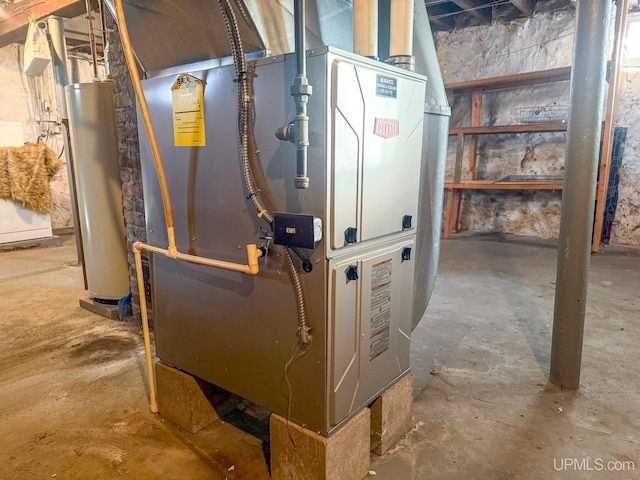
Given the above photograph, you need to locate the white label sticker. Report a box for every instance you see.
[370,259,392,361]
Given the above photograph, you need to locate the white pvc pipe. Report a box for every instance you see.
[389,0,414,57]
[134,241,263,413]
[353,0,378,58]
[134,244,158,413]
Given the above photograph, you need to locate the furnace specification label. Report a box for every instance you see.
[171,73,206,147]
[369,258,392,361]
[376,74,397,99]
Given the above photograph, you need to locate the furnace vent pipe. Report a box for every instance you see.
[387,0,415,71]
[47,16,84,266]
[353,0,378,59]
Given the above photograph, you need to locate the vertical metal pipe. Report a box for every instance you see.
[294,0,306,80]
[70,57,81,84]
[48,16,84,265]
[98,0,111,77]
[62,118,88,283]
[291,0,312,190]
[550,0,612,389]
[46,17,69,118]
[85,0,99,80]
[98,0,107,55]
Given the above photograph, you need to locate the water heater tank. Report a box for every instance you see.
[65,82,129,302]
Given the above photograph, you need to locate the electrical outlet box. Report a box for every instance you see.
[273,213,316,249]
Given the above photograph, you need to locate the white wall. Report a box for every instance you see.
[0,42,101,230]
[436,7,640,245]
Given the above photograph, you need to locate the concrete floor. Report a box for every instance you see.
[0,234,638,479]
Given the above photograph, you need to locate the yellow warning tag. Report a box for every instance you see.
[171,74,205,147]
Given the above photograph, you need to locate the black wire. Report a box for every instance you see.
[288,246,305,262]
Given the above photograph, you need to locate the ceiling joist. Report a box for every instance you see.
[425,1,457,30]
[429,14,456,30]
[426,0,551,31]
[450,0,492,23]
[509,0,536,16]
[0,0,86,47]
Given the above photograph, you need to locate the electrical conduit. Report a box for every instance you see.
[218,0,312,345]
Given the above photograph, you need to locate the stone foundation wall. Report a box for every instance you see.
[106,13,147,319]
[437,6,640,245]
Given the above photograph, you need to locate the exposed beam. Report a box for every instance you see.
[450,0,492,23]
[509,0,535,16]
[428,14,455,30]
[445,66,572,94]
[0,0,85,47]
[425,3,456,30]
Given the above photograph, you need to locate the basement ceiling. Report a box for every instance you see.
[425,0,574,31]
[0,0,576,49]
[0,0,91,47]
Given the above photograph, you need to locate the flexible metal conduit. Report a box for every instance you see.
[114,0,264,413]
[217,0,272,222]
[218,0,311,345]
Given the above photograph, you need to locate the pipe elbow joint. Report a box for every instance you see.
[275,122,296,143]
[246,244,263,275]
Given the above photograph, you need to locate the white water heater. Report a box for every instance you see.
[66,82,129,302]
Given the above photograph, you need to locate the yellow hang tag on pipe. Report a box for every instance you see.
[171,74,205,147]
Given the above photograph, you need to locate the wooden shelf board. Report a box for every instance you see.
[445,182,564,190]
[445,66,572,94]
[449,123,567,135]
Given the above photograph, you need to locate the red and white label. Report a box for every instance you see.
[373,118,400,139]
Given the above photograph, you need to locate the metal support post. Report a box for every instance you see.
[550,0,612,389]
